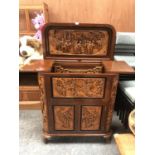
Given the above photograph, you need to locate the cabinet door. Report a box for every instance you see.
[81,106,102,130]
[53,106,74,130]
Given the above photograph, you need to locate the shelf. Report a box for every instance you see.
[19,101,41,110]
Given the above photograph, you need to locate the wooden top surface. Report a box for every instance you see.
[19,60,53,72]
[19,60,134,74]
[114,133,135,155]
[102,60,134,74]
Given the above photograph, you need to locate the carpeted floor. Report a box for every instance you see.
[19,110,128,155]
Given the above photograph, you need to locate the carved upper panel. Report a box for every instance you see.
[48,30,109,56]
[52,78,105,98]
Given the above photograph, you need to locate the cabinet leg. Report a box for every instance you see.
[43,137,49,144]
[103,132,112,143]
[103,136,111,143]
[43,133,52,144]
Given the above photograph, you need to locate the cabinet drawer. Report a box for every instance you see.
[19,86,40,101]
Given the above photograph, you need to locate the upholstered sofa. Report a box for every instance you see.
[114,32,135,69]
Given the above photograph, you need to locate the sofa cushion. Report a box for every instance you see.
[114,55,135,67]
[116,32,135,45]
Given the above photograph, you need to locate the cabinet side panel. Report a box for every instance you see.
[38,75,49,132]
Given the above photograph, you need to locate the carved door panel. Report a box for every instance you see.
[53,106,74,130]
[81,106,102,130]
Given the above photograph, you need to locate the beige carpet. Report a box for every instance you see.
[19,110,128,155]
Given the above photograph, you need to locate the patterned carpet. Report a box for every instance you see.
[19,110,128,155]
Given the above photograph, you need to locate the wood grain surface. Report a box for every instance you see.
[20,0,135,32]
[20,60,134,74]
[114,133,135,155]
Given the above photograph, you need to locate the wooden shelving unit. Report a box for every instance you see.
[19,71,41,109]
[19,3,49,36]
[19,3,49,109]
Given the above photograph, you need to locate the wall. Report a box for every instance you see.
[20,0,135,32]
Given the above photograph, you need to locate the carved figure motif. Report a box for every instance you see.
[53,78,105,98]
[54,106,74,130]
[57,107,73,128]
[82,108,98,128]
[81,106,102,130]
[49,30,109,55]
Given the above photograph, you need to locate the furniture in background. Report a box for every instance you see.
[19,3,49,109]
[114,32,135,128]
[34,23,134,143]
[19,3,49,36]
[115,81,135,128]
[114,133,135,155]
[19,71,40,109]
[114,32,135,81]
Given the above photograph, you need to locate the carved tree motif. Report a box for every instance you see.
[38,75,48,132]
[54,106,74,130]
[53,78,105,98]
[105,75,119,132]
[81,106,102,130]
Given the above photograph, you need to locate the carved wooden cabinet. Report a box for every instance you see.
[37,23,131,143]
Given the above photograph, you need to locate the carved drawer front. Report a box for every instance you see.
[81,106,102,130]
[54,106,74,130]
[52,78,105,98]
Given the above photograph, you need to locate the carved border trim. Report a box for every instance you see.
[38,75,49,132]
[54,65,103,73]
[105,75,118,132]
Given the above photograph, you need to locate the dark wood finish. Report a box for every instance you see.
[39,72,118,142]
[19,24,134,143]
[34,22,121,142]
[42,23,116,60]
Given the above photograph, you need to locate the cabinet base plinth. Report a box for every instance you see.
[43,130,112,143]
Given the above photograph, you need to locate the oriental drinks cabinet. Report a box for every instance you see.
[36,23,129,143]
